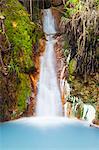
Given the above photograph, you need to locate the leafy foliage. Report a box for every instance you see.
[63,0,80,18]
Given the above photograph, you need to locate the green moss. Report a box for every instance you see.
[0,0,42,121]
[2,0,36,73]
[17,74,31,113]
[1,0,35,114]
[63,40,70,57]
[70,75,98,108]
[69,59,77,75]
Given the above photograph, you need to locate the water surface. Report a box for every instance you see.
[0,117,99,150]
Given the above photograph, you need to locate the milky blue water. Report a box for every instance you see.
[0,117,99,150]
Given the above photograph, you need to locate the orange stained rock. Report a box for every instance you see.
[92,119,99,126]
[30,38,46,95]
[61,94,65,105]
[66,102,72,118]
[33,38,46,76]
[52,7,61,31]
[34,55,40,72]
[29,74,38,94]
[54,37,66,106]
[30,74,37,85]
[39,38,46,54]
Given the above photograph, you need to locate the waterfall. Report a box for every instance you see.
[36,9,62,116]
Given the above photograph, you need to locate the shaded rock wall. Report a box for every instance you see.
[51,0,63,6]
[19,0,51,9]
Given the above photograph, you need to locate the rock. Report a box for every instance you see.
[74,103,84,119]
[92,119,99,126]
[52,4,64,32]
[94,104,99,125]
[26,96,36,116]
[64,98,96,123]
[38,0,51,9]
[52,7,70,107]
[19,0,51,9]
[64,102,72,117]
[51,0,63,6]
[39,38,46,55]
[54,35,65,81]
[82,104,96,123]
[90,122,99,128]
[60,78,71,105]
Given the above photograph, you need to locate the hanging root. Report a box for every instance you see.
[61,0,99,78]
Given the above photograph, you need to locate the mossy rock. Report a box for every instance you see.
[2,0,35,73]
[0,0,41,121]
[1,0,42,74]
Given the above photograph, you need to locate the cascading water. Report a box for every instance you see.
[36,9,62,116]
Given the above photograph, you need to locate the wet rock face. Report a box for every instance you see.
[19,0,64,8]
[51,1,64,32]
[51,0,63,6]
[52,7,62,31]
[19,0,51,9]
[54,36,65,81]
[38,0,51,9]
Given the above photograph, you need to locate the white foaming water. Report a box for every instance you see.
[82,104,96,123]
[36,9,62,116]
[43,9,56,35]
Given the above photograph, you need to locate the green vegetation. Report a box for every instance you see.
[62,0,99,121]
[69,59,77,75]
[62,0,98,77]
[17,74,31,113]
[63,0,80,18]
[3,0,36,73]
[0,0,42,121]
